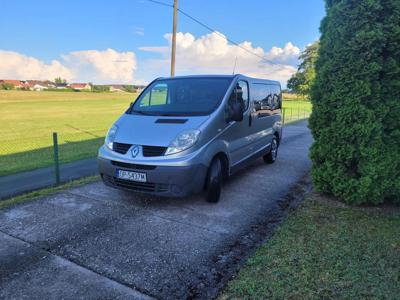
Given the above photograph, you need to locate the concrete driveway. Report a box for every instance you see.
[0,120,312,299]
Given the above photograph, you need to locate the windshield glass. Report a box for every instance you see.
[129,77,232,116]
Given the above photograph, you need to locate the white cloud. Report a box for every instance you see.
[138,46,168,54]
[139,32,300,86]
[62,49,137,84]
[134,27,145,36]
[0,34,300,86]
[0,50,73,81]
[0,49,137,84]
[265,42,300,65]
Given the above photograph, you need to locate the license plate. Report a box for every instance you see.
[116,169,147,182]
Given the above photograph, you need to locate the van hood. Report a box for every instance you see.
[114,113,210,146]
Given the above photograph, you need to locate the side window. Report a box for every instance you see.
[276,85,282,109]
[237,80,249,110]
[266,86,273,110]
[252,84,263,112]
[252,83,279,114]
[140,83,168,107]
[228,80,249,113]
[258,84,271,111]
[269,85,281,110]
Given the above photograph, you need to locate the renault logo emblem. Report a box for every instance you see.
[131,145,140,158]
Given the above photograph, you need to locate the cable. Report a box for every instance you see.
[145,0,173,8]
[143,0,274,63]
[177,8,273,63]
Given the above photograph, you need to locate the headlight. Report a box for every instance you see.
[165,129,201,155]
[105,124,118,150]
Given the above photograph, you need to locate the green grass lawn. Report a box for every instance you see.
[222,194,400,299]
[0,90,311,176]
[0,90,135,175]
[282,94,312,123]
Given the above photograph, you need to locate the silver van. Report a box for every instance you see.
[98,74,282,202]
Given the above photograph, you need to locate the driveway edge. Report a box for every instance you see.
[189,173,312,298]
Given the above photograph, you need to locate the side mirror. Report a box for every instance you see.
[227,100,244,122]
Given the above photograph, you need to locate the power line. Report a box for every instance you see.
[143,0,274,64]
[145,0,172,8]
[177,9,273,63]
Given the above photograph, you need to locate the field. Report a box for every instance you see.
[0,90,311,176]
[0,90,135,176]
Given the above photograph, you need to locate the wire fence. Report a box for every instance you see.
[0,107,311,184]
[282,107,311,124]
[0,128,107,178]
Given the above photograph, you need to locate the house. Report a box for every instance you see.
[68,83,91,90]
[0,79,25,89]
[56,83,68,89]
[25,80,55,91]
[34,84,48,91]
[109,85,125,92]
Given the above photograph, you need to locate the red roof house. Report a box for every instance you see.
[68,83,91,90]
[0,79,25,88]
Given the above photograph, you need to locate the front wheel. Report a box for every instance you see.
[263,136,279,164]
[205,158,222,203]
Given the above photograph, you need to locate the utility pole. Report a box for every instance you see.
[170,0,178,77]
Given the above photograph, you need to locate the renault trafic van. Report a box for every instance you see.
[98,74,282,202]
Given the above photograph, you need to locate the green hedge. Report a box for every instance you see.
[309,0,400,204]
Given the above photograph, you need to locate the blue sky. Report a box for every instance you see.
[0,0,325,85]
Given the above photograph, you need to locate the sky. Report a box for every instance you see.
[0,0,325,86]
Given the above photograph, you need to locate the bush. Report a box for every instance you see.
[91,85,110,92]
[309,0,400,205]
[44,88,76,92]
[0,83,15,90]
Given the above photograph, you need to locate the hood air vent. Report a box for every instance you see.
[155,118,188,124]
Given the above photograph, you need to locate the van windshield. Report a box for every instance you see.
[129,77,232,116]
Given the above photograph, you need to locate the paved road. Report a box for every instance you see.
[0,120,312,299]
[0,158,98,200]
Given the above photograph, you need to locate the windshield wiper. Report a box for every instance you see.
[130,110,156,116]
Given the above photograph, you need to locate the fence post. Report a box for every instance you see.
[282,108,286,124]
[53,132,60,185]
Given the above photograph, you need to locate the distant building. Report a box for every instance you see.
[33,84,48,91]
[109,85,125,92]
[0,79,25,89]
[25,80,55,91]
[55,83,68,89]
[68,83,91,90]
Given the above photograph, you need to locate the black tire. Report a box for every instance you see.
[264,136,279,164]
[205,158,222,203]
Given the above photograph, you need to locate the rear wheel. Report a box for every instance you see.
[263,136,279,164]
[205,158,222,203]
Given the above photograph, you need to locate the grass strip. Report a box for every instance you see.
[221,194,400,299]
[0,175,100,210]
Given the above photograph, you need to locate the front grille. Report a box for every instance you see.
[113,178,169,193]
[111,160,156,170]
[112,143,166,157]
[142,145,167,157]
[113,142,132,154]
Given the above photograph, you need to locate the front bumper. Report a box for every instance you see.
[98,156,208,197]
